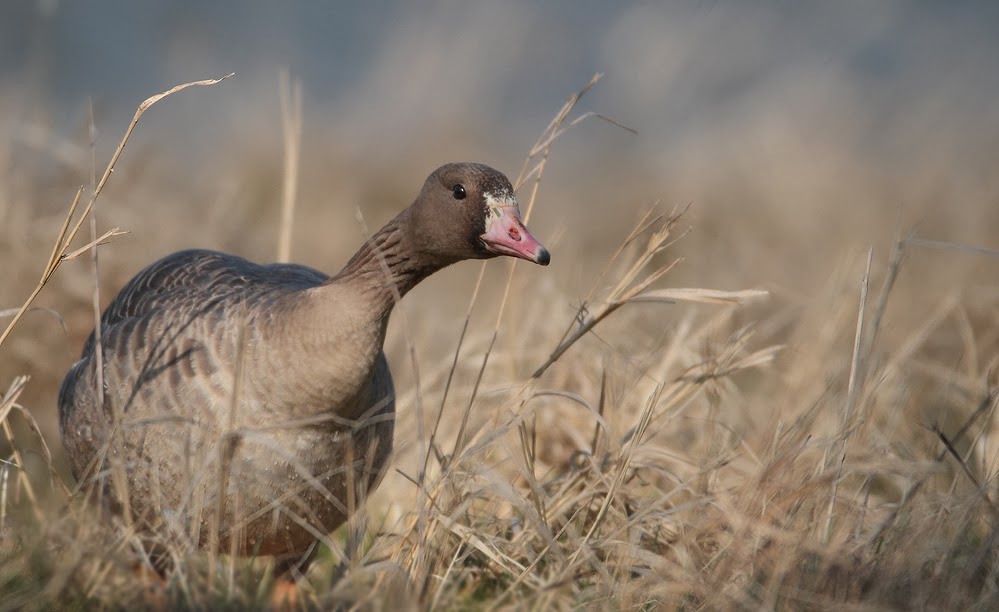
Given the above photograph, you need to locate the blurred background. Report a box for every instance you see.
[2,0,999,480]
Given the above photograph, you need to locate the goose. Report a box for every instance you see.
[58,162,550,577]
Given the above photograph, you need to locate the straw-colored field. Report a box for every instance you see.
[3,5,999,610]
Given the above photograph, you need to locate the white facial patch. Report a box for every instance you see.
[483,191,519,233]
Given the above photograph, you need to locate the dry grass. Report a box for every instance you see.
[2,71,999,612]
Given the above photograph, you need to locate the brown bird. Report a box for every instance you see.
[58,162,550,578]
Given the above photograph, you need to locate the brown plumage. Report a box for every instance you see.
[58,162,549,571]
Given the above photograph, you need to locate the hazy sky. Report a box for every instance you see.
[4,2,998,149]
[3,1,999,257]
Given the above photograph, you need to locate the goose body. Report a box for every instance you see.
[58,162,549,568]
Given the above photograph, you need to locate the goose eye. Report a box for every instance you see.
[452,184,467,200]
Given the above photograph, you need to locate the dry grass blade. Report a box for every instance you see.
[447,74,616,461]
[45,186,84,274]
[61,228,129,261]
[728,344,784,371]
[532,208,768,380]
[277,68,303,263]
[0,187,82,349]
[823,247,872,544]
[862,232,907,359]
[934,425,998,516]
[64,73,235,258]
[0,376,29,437]
[567,383,664,570]
[4,402,69,498]
[0,307,67,334]
[515,72,604,185]
[443,521,532,579]
[631,287,770,305]
[424,263,487,475]
[904,236,999,259]
[0,376,41,520]
[0,74,232,350]
[532,212,679,378]
[86,100,105,462]
[846,247,874,413]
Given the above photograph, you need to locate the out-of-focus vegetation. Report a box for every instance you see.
[3,2,999,609]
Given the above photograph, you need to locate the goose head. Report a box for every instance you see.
[406,162,550,267]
